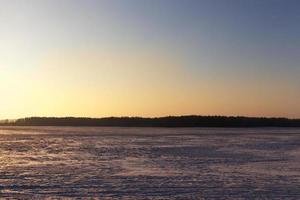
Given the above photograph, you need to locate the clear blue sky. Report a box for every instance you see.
[0,0,299,118]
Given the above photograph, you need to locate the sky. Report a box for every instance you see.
[0,0,299,119]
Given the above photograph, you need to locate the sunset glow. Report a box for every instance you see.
[1,0,299,119]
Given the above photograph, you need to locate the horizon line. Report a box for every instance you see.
[1,115,300,121]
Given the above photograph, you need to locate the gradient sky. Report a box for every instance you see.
[1,0,300,119]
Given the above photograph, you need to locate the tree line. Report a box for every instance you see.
[1,116,300,127]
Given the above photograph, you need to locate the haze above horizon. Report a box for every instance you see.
[1,0,299,119]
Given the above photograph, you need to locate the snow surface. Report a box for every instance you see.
[0,127,300,199]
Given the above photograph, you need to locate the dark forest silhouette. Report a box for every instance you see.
[1,116,300,127]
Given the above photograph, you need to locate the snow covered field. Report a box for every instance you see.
[0,127,300,199]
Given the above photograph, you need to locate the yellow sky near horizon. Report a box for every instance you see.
[1,46,299,119]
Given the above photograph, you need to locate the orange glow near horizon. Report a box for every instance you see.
[1,46,299,119]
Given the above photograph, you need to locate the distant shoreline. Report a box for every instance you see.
[1,116,300,127]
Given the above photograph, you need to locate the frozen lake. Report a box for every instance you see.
[0,126,300,199]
